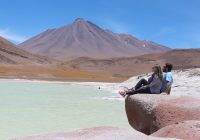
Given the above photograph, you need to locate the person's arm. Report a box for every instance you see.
[165,81,171,94]
[147,73,155,84]
[164,73,173,95]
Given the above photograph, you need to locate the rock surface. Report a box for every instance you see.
[10,126,178,140]
[151,121,200,140]
[125,94,200,135]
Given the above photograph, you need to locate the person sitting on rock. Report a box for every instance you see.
[161,63,173,95]
[119,64,163,97]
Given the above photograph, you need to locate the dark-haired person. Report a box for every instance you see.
[119,64,163,97]
[161,63,174,95]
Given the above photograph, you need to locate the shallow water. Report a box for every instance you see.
[0,80,129,140]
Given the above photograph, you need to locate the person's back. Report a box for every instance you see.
[161,63,174,94]
[149,74,162,94]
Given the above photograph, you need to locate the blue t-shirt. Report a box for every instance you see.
[161,72,173,92]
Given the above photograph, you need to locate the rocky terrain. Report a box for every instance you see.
[20,18,169,60]
[125,95,200,140]
[152,121,200,140]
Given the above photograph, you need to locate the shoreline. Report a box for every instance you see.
[0,65,127,83]
[0,78,117,85]
[0,78,118,93]
[0,78,125,101]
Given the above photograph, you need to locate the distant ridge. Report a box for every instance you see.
[68,49,200,77]
[20,18,170,60]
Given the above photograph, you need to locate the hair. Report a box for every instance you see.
[153,64,163,81]
[165,63,173,72]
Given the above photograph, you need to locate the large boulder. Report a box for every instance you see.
[151,121,200,140]
[10,126,177,140]
[125,94,200,135]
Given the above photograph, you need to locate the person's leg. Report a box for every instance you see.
[135,86,151,94]
[135,78,148,90]
[126,86,151,95]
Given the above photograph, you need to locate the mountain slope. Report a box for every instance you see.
[0,36,51,65]
[20,18,170,60]
[0,36,124,82]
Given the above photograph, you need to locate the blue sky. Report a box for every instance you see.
[0,0,200,48]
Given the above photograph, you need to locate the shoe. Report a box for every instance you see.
[119,91,126,98]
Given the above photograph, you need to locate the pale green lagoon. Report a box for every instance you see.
[0,80,129,140]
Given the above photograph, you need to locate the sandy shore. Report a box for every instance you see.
[0,65,127,83]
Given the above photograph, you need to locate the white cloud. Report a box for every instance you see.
[153,27,176,38]
[106,21,129,33]
[192,32,200,43]
[100,19,132,34]
[0,28,28,43]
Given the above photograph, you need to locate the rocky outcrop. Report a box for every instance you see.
[151,121,200,140]
[10,126,178,140]
[125,94,200,135]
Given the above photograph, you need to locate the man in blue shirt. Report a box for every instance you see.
[161,63,173,94]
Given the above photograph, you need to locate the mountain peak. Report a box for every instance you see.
[20,19,170,60]
[74,18,87,23]
[72,18,89,27]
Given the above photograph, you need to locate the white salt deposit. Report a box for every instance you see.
[99,68,200,98]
